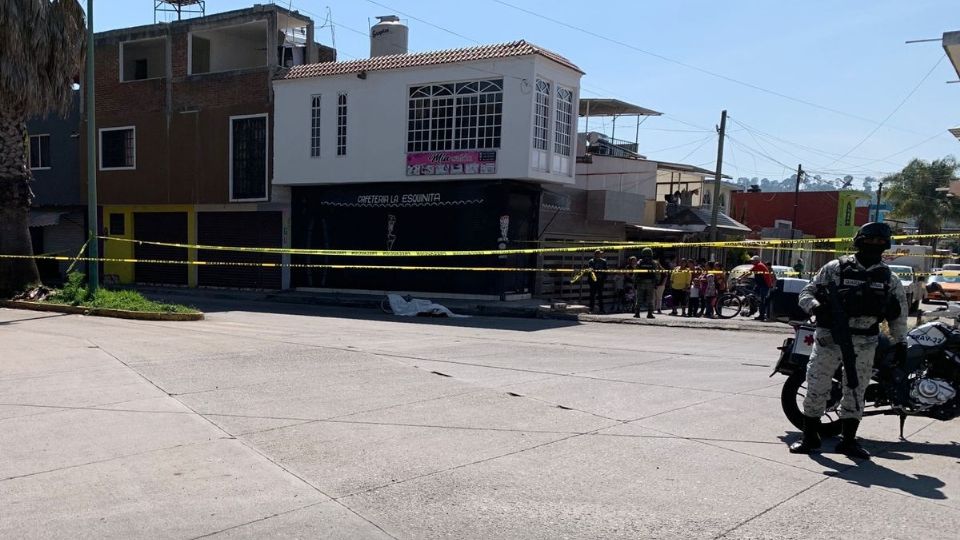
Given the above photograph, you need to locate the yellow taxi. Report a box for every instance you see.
[926,271,960,302]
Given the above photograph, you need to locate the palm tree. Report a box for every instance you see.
[0,0,86,296]
[883,157,960,249]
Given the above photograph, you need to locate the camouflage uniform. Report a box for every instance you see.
[633,259,662,316]
[798,255,908,420]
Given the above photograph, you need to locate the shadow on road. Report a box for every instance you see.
[779,431,951,499]
[0,312,69,325]
[811,451,948,500]
[140,291,583,333]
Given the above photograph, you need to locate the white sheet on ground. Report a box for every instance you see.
[387,294,470,318]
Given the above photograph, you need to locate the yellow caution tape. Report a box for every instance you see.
[93,232,960,258]
[2,253,951,280]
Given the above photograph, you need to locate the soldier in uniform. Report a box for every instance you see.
[586,249,608,314]
[790,222,908,459]
[634,248,663,319]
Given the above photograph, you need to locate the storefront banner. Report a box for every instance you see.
[406,150,497,176]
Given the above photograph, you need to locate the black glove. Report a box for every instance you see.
[811,300,829,321]
[893,342,907,367]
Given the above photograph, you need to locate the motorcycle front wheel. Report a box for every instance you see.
[780,369,843,437]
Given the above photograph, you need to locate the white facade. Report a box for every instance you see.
[575,155,657,198]
[273,55,582,186]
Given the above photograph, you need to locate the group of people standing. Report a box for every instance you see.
[665,259,729,319]
[585,250,778,321]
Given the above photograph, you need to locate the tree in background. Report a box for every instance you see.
[0,1,86,296]
[883,157,960,249]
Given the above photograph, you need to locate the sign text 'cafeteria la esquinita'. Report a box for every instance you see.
[356,193,442,205]
[406,150,497,176]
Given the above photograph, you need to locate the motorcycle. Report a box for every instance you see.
[772,302,960,438]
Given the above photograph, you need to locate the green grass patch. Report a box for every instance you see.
[47,272,199,314]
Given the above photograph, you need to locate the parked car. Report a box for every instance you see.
[926,271,960,302]
[887,264,922,312]
[942,264,960,272]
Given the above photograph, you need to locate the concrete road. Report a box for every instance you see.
[1,299,958,539]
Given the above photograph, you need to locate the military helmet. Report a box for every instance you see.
[853,222,892,250]
[641,247,653,257]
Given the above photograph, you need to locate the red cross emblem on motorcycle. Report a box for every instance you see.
[804,334,815,346]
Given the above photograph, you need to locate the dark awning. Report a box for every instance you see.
[659,206,751,233]
[28,210,65,228]
[579,98,662,117]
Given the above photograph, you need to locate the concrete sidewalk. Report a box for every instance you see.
[2,304,956,539]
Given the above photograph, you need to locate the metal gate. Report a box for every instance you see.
[134,212,189,285]
[197,211,282,289]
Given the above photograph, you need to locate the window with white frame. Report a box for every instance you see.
[554,86,574,156]
[336,93,347,156]
[29,134,51,170]
[99,127,136,170]
[407,79,503,152]
[533,79,551,151]
[310,95,321,157]
[230,115,268,201]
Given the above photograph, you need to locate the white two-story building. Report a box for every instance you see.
[273,39,584,297]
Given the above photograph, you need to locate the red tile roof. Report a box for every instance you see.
[279,40,583,80]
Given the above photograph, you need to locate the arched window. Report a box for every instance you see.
[703,191,711,206]
[845,202,853,226]
[719,193,726,209]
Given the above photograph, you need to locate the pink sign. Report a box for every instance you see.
[406,150,497,176]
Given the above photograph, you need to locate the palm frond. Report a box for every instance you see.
[0,0,86,117]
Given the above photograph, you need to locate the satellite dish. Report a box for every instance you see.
[587,132,601,145]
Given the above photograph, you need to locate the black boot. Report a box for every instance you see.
[789,415,822,454]
[835,419,870,460]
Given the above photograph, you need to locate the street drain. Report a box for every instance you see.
[430,371,452,377]
[506,392,524,397]
[556,405,573,410]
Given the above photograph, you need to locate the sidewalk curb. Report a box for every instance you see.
[1,300,204,321]
[568,313,793,333]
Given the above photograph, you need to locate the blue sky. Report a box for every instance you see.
[90,0,959,184]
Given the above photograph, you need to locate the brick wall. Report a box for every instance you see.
[91,28,272,206]
[172,71,271,111]
[94,43,166,115]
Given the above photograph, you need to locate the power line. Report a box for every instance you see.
[729,118,912,176]
[291,1,532,85]
[726,135,794,170]
[729,117,903,168]
[860,131,956,166]
[356,0,721,135]
[677,135,716,162]
[729,135,895,179]
[644,134,714,155]
[299,0,951,176]
[822,56,945,169]
[725,135,741,179]
[364,0,481,44]
[489,0,931,136]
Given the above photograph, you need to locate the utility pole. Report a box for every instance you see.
[86,0,99,291]
[792,164,803,238]
[875,181,884,222]
[708,110,727,249]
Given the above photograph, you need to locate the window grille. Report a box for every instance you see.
[407,79,503,152]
